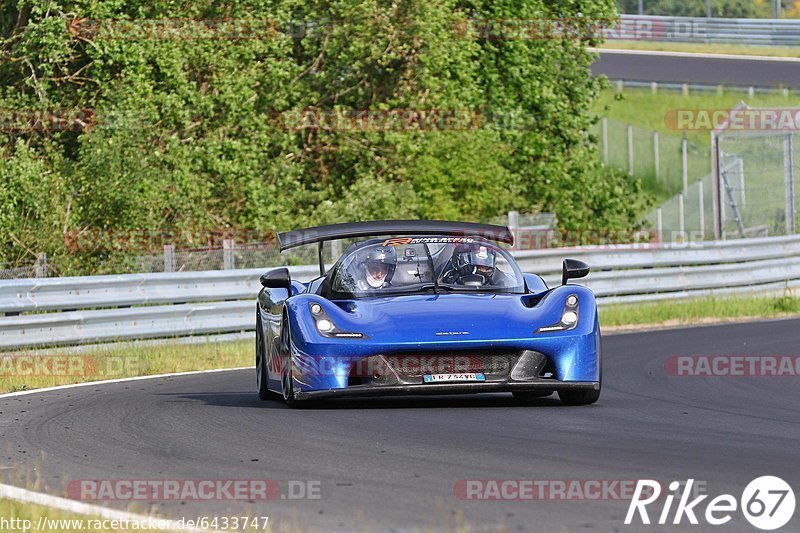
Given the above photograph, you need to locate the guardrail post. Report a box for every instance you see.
[627,124,634,176]
[785,133,796,234]
[164,245,176,272]
[223,237,236,270]
[653,131,660,182]
[34,253,47,278]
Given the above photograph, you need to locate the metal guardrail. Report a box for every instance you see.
[611,15,800,45]
[2,235,799,349]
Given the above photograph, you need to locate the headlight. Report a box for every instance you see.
[561,311,578,325]
[308,303,367,339]
[535,294,580,333]
[316,319,334,333]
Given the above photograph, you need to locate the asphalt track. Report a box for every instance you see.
[593,50,800,88]
[2,319,799,532]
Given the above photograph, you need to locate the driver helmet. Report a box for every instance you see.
[362,246,397,288]
[453,243,496,279]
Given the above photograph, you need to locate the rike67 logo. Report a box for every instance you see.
[626,477,795,530]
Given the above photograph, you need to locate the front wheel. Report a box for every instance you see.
[279,322,304,408]
[256,313,273,401]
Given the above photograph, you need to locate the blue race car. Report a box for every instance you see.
[256,220,600,407]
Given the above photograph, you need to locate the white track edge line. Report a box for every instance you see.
[0,366,251,399]
[0,482,219,532]
[591,47,800,62]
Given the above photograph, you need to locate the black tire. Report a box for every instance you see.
[279,321,303,408]
[558,388,601,406]
[512,390,553,399]
[256,312,273,401]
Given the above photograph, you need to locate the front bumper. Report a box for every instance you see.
[294,380,599,400]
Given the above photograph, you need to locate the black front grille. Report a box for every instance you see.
[380,351,521,379]
[347,350,551,387]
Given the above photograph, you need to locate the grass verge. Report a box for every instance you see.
[0,338,251,394]
[593,87,795,142]
[599,41,800,58]
[601,293,800,330]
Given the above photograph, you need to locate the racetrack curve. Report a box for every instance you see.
[2,319,799,532]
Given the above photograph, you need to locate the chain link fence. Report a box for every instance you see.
[716,131,799,239]
[593,117,711,198]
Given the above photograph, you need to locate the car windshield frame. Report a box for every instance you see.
[323,236,526,299]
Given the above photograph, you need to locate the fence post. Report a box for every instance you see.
[602,117,608,165]
[653,131,660,182]
[739,160,746,208]
[785,133,796,234]
[682,132,688,193]
[223,237,236,270]
[711,131,722,240]
[627,124,634,176]
[699,181,705,240]
[657,207,663,242]
[331,239,342,260]
[508,211,519,249]
[34,253,47,278]
[163,245,176,273]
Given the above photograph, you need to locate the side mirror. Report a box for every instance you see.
[260,268,292,291]
[562,259,590,285]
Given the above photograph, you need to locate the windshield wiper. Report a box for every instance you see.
[419,283,457,293]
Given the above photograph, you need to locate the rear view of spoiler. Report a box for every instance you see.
[277,220,514,251]
[277,220,514,275]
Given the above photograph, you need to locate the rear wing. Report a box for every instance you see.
[277,220,514,275]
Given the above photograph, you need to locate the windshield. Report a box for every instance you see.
[326,237,525,298]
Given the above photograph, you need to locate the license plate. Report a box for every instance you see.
[423,373,486,383]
